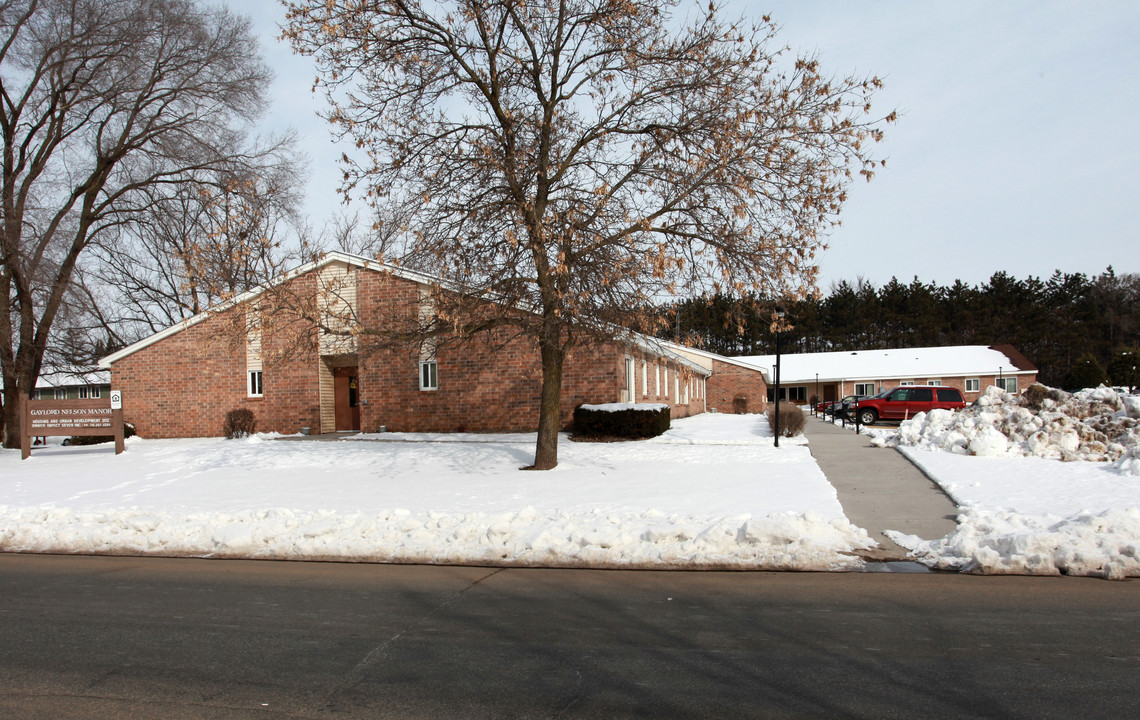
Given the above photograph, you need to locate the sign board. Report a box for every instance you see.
[110,390,122,410]
[19,394,124,460]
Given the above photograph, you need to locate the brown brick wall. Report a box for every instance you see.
[706,358,768,415]
[111,281,323,439]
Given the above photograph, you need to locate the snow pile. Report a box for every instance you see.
[0,505,871,571]
[890,436,1140,579]
[578,402,670,413]
[890,507,1140,580]
[0,415,874,571]
[873,384,1140,473]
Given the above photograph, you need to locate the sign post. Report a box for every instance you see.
[20,393,124,460]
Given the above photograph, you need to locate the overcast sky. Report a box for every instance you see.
[240,0,1139,291]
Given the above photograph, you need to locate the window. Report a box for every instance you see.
[996,376,1018,393]
[855,382,875,396]
[248,370,263,397]
[788,386,807,402]
[641,360,648,397]
[90,386,101,398]
[654,364,661,396]
[629,357,638,403]
[78,386,90,399]
[899,380,915,386]
[926,380,943,386]
[965,378,980,392]
[54,388,68,400]
[36,389,50,400]
[937,388,964,402]
[910,388,934,402]
[420,360,438,390]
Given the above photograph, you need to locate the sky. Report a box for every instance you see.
[239,0,1139,291]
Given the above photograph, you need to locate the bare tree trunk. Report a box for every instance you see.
[531,339,565,470]
[1,384,17,448]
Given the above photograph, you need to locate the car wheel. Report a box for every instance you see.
[858,408,877,426]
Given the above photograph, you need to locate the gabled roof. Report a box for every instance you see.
[736,345,1037,384]
[658,341,769,381]
[98,252,432,368]
[98,251,710,375]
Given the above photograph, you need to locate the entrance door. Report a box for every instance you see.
[333,368,361,431]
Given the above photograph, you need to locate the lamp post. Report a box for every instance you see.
[774,306,785,447]
[814,372,819,417]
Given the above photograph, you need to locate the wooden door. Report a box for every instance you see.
[333,368,361,431]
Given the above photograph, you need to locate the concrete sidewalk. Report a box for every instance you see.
[802,416,959,561]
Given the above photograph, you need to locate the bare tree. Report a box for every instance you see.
[87,149,308,343]
[1,0,278,446]
[285,0,892,469]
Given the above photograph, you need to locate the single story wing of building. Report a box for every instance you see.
[97,252,713,438]
[736,345,1038,404]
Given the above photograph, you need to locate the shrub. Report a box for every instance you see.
[573,403,670,440]
[224,408,257,439]
[767,402,806,438]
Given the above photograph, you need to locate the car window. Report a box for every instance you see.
[888,389,908,401]
[911,388,934,402]
[937,388,963,402]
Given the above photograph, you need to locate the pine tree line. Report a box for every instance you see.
[663,268,1140,391]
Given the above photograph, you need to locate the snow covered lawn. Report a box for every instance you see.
[0,414,874,570]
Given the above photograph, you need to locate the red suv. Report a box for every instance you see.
[854,385,965,425]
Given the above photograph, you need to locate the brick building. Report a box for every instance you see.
[663,344,770,415]
[98,253,711,438]
[737,345,1038,405]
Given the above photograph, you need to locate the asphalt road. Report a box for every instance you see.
[1,554,1138,719]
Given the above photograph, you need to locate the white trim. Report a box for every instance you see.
[248,370,264,397]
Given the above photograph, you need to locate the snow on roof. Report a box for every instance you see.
[34,368,110,389]
[735,345,1036,384]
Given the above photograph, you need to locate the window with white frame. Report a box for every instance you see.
[78,386,90,399]
[655,364,661,396]
[624,357,634,403]
[965,378,980,392]
[854,382,875,396]
[899,380,915,386]
[996,376,1018,393]
[926,379,943,386]
[641,360,647,397]
[91,386,101,398]
[248,370,263,397]
[419,360,438,390]
[54,387,67,400]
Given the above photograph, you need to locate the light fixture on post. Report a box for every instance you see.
[774,306,786,448]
